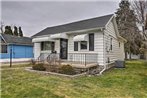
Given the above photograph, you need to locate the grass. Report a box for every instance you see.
[1,60,147,98]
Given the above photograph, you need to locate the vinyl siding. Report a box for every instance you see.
[0,44,33,59]
[104,19,125,65]
[68,32,104,65]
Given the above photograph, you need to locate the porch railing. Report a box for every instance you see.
[68,53,98,66]
[38,53,98,66]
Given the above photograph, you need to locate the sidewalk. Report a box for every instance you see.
[1,61,31,66]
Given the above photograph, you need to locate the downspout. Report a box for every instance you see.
[99,28,106,75]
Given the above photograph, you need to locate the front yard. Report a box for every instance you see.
[1,60,147,98]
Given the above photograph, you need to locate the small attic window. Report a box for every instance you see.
[110,38,113,50]
[119,42,120,48]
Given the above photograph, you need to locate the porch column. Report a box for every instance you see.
[34,43,41,59]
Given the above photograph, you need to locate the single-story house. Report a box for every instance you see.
[0,34,33,63]
[32,14,126,71]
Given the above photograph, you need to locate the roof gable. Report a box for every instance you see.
[32,14,113,37]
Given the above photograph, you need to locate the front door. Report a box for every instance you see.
[60,38,68,59]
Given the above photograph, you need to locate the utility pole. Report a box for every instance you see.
[10,46,12,67]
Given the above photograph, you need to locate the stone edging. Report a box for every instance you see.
[25,67,87,78]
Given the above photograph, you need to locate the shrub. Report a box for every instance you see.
[30,59,36,65]
[32,63,46,71]
[59,64,76,75]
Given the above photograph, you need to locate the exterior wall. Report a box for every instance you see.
[104,19,125,65]
[0,44,33,59]
[68,32,104,65]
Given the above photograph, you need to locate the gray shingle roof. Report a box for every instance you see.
[32,14,113,37]
[1,34,33,46]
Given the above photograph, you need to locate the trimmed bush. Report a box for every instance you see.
[59,64,76,75]
[32,63,46,71]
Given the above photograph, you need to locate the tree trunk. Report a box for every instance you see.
[129,52,131,59]
[129,42,131,60]
[125,52,128,59]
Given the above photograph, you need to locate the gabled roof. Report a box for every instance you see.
[32,14,113,37]
[0,33,33,46]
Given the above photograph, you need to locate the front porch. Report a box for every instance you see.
[37,53,99,69]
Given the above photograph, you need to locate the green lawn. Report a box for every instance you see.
[1,60,147,98]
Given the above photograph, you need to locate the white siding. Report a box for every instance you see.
[104,19,125,65]
[54,40,60,53]
[68,32,104,65]
[34,43,41,59]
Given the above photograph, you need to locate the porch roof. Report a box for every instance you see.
[32,36,55,42]
[50,33,68,39]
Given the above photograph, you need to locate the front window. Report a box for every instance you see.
[41,41,54,51]
[0,45,7,53]
[80,41,87,49]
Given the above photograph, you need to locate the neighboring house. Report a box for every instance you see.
[32,14,126,70]
[0,34,33,63]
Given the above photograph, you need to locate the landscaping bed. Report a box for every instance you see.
[26,63,87,78]
[25,67,86,78]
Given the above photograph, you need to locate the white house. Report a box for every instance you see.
[32,14,126,71]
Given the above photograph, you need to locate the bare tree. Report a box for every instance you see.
[131,0,147,39]
[0,22,4,33]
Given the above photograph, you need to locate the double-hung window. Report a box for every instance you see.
[0,45,7,53]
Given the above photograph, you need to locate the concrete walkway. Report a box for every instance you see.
[1,62,30,66]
